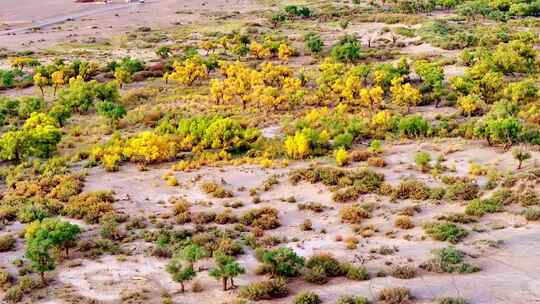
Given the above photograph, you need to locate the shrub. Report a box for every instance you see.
[293,291,321,304]
[331,36,362,62]
[336,147,350,167]
[300,219,313,231]
[392,179,430,200]
[339,205,370,224]
[306,253,343,277]
[303,265,328,284]
[394,216,414,229]
[260,247,305,277]
[378,287,411,304]
[343,263,369,281]
[238,278,288,300]
[423,222,468,243]
[201,181,234,198]
[241,207,280,230]
[414,151,431,171]
[305,32,324,55]
[438,297,468,304]
[337,295,369,304]
[420,247,479,274]
[443,178,479,201]
[523,208,540,221]
[518,189,539,206]
[398,115,430,137]
[0,234,16,252]
[465,199,503,217]
[390,265,416,279]
[63,191,115,223]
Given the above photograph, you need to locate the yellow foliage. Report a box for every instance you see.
[250,41,272,59]
[284,132,310,159]
[335,147,350,167]
[169,57,209,85]
[123,131,177,164]
[390,77,421,112]
[277,43,294,61]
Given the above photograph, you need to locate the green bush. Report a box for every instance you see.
[293,291,321,304]
[259,247,305,277]
[336,295,369,304]
[523,208,540,221]
[343,263,369,281]
[303,265,328,284]
[423,222,468,243]
[392,179,430,200]
[398,115,431,138]
[420,247,480,274]
[306,253,343,277]
[465,199,503,216]
[240,207,280,230]
[331,35,362,62]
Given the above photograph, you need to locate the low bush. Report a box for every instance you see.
[423,222,468,243]
[342,263,369,281]
[339,205,370,224]
[390,265,417,279]
[240,207,280,230]
[378,287,411,304]
[0,234,16,252]
[465,199,503,217]
[238,278,288,300]
[293,291,322,304]
[336,295,369,304]
[438,297,468,304]
[523,208,540,221]
[303,265,328,284]
[306,253,343,277]
[394,216,414,229]
[63,191,115,223]
[420,247,479,274]
[392,179,430,200]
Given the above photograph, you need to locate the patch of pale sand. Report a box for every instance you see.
[400,43,459,58]
[444,65,467,78]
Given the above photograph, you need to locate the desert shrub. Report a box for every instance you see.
[438,297,468,304]
[289,167,383,192]
[490,188,513,205]
[392,179,430,200]
[191,211,216,224]
[0,234,15,252]
[350,149,372,162]
[367,156,386,167]
[331,35,362,62]
[171,197,190,215]
[378,287,411,304]
[339,205,370,224]
[306,253,343,277]
[443,178,479,201]
[201,180,234,198]
[240,207,280,230]
[300,219,313,231]
[518,189,539,206]
[63,191,114,223]
[523,208,540,221]
[293,291,321,304]
[394,216,414,229]
[305,32,324,55]
[303,265,328,284]
[238,278,288,300]
[215,209,238,224]
[259,247,305,277]
[297,202,326,213]
[336,295,369,304]
[465,199,503,216]
[398,115,431,137]
[336,147,350,167]
[423,222,468,243]
[420,247,479,274]
[436,213,477,224]
[342,263,369,281]
[390,265,417,279]
[414,151,431,171]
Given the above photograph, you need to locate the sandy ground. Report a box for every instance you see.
[0,0,256,51]
[46,137,537,304]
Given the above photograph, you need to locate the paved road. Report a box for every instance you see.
[0,2,142,36]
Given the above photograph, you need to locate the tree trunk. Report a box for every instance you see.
[222,277,228,291]
[518,160,523,170]
[65,246,69,258]
[40,272,46,285]
[230,277,237,288]
[180,282,185,293]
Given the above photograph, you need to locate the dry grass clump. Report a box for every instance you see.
[240,207,280,230]
[297,202,326,212]
[442,177,479,201]
[378,287,411,304]
[201,180,234,198]
[63,191,115,223]
[420,247,480,274]
[339,204,370,224]
[394,215,414,229]
[238,278,288,301]
[392,179,430,200]
[390,265,417,279]
[0,234,16,252]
